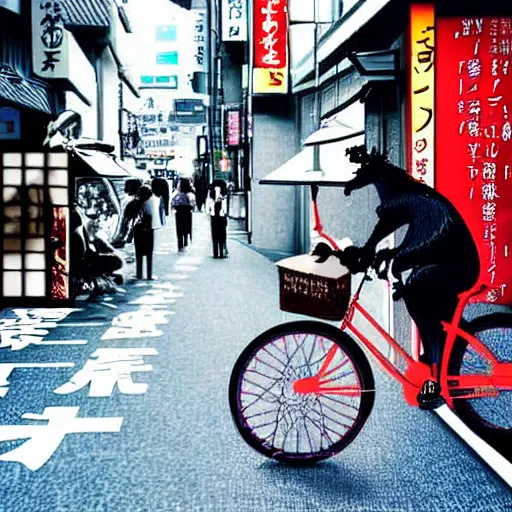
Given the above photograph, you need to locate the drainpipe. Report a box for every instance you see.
[95,53,104,141]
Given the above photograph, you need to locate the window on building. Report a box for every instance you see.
[141,75,154,84]
[155,75,178,88]
[156,52,178,65]
[156,25,177,42]
[1,152,69,301]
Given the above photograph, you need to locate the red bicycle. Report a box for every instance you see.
[229,188,512,465]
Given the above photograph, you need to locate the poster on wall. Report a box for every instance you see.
[436,16,512,304]
[252,0,288,94]
[71,177,124,297]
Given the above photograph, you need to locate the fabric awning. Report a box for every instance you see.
[0,72,53,115]
[260,134,364,186]
[72,149,139,178]
[61,0,110,28]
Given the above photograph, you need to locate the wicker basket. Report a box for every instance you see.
[276,254,351,321]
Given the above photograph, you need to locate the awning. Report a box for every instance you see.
[304,127,364,147]
[61,0,110,28]
[260,134,364,186]
[72,149,139,178]
[0,72,53,115]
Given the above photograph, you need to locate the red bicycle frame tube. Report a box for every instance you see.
[297,193,512,409]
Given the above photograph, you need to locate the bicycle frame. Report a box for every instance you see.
[295,188,512,410]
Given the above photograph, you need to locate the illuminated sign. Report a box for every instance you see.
[409,3,435,186]
[227,110,241,146]
[436,16,512,304]
[252,0,288,94]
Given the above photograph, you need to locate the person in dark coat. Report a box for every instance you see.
[112,178,143,247]
[132,185,160,280]
[171,178,196,252]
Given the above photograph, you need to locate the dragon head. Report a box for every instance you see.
[344,146,387,196]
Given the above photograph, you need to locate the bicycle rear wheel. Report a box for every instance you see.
[229,321,375,465]
[449,313,512,460]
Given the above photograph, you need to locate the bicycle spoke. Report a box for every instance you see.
[233,326,373,460]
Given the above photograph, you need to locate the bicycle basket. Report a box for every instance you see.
[276,254,351,321]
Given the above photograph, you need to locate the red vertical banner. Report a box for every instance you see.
[51,207,68,300]
[252,0,288,94]
[436,17,512,304]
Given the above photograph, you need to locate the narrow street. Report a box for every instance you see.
[0,213,509,512]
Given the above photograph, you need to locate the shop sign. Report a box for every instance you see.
[227,110,241,146]
[253,0,288,94]
[193,9,206,72]
[436,16,512,304]
[222,0,247,41]
[409,3,435,186]
[31,0,95,104]
[32,0,68,78]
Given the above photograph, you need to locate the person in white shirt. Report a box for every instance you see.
[206,181,228,258]
[133,185,162,280]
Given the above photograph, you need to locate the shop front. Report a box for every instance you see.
[1,118,142,307]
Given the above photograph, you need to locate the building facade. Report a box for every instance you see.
[0,0,141,307]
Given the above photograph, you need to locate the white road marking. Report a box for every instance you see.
[436,405,512,488]
[58,322,106,327]
[39,339,88,345]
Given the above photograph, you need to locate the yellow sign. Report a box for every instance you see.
[409,3,435,187]
[253,67,288,95]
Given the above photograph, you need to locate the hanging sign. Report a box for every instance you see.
[436,16,512,304]
[222,0,247,41]
[31,0,95,104]
[409,3,435,186]
[252,0,288,94]
[31,0,69,78]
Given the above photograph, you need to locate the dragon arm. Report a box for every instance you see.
[364,205,409,253]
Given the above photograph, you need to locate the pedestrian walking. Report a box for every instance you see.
[207,180,228,259]
[171,178,196,252]
[132,185,161,280]
[151,177,170,226]
[112,178,143,247]
[193,172,207,212]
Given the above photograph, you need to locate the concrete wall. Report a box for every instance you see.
[251,96,299,255]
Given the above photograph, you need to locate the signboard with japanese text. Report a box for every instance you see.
[31,0,95,104]
[192,8,206,72]
[409,4,435,186]
[253,0,288,94]
[436,16,512,304]
[227,110,241,146]
[31,0,69,79]
[222,0,247,41]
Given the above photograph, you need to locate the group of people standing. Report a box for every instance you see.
[114,177,169,280]
[115,176,229,279]
[71,175,230,298]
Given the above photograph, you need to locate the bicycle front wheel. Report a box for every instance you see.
[229,321,375,465]
[449,313,512,460]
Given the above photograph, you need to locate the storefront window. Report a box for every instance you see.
[1,151,69,301]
